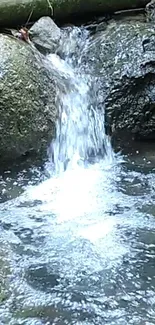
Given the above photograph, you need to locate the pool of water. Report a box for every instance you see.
[0,147,155,325]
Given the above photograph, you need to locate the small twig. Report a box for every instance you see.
[114,7,145,15]
[46,0,53,16]
[25,9,34,26]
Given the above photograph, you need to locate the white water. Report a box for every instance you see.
[45,27,114,174]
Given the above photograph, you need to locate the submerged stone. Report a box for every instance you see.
[26,264,60,292]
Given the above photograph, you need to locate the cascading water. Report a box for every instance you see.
[45,27,114,174]
[1,24,155,325]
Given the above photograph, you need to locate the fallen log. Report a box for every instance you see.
[0,0,151,28]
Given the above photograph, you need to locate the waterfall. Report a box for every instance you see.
[45,27,114,174]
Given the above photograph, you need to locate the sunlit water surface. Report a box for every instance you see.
[1,155,155,325]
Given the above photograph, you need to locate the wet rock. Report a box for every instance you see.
[146,0,155,22]
[0,34,56,163]
[84,17,108,35]
[83,18,155,143]
[29,17,61,54]
[96,21,108,33]
[0,245,11,304]
[0,0,150,28]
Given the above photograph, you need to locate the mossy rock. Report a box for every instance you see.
[0,34,56,163]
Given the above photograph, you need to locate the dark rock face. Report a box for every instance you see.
[0,0,150,28]
[82,17,155,142]
[0,34,57,163]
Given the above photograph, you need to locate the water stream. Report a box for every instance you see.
[45,27,114,174]
[1,26,155,325]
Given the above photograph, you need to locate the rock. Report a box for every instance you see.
[0,0,150,28]
[96,21,107,33]
[29,17,61,54]
[26,264,60,292]
[0,34,56,163]
[81,17,155,144]
[0,244,11,304]
[146,0,155,22]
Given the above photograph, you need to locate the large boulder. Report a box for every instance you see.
[81,15,155,144]
[0,34,56,163]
